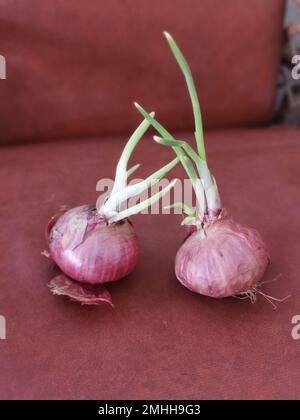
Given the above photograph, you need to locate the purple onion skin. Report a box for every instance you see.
[48,205,139,285]
[175,211,270,298]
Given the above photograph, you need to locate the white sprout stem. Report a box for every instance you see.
[111,113,155,196]
[164,32,206,160]
[196,160,221,213]
[176,141,221,212]
[108,179,178,223]
[134,102,207,218]
[102,157,179,218]
[154,135,221,214]
[181,156,206,220]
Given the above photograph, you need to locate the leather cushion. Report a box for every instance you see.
[0,125,299,399]
[0,0,284,143]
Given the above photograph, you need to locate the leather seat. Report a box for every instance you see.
[1,0,299,399]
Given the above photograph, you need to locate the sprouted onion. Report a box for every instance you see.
[134,32,274,303]
[44,116,178,305]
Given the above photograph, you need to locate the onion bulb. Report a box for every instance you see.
[44,116,178,305]
[134,32,273,303]
[175,210,270,298]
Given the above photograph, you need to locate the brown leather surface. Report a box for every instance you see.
[1,125,299,399]
[0,0,284,143]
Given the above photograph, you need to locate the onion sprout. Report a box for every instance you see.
[164,31,206,160]
[99,115,179,222]
[134,32,223,223]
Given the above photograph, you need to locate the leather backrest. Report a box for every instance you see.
[0,0,284,143]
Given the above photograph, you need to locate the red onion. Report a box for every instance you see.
[48,205,138,285]
[45,205,138,306]
[175,210,270,298]
[134,32,273,303]
[44,117,178,305]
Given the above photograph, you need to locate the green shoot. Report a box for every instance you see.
[181,215,197,226]
[153,136,201,166]
[154,135,214,190]
[126,163,141,178]
[111,113,154,195]
[164,32,206,160]
[135,102,207,216]
[165,202,195,216]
